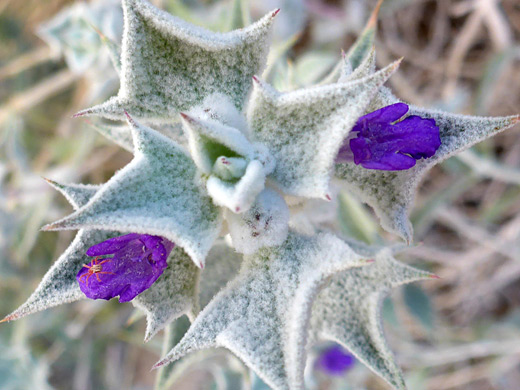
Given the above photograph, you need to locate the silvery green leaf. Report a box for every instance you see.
[199,241,242,309]
[44,115,222,268]
[96,28,122,74]
[90,121,187,152]
[228,0,250,31]
[344,0,382,70]
[1,229,115,323]
[44,179,101,209]
[180,104,275,213]
[247,61,400,199]
[155,316,191,390]
[155,232,371,390]
[293,51,338,87]
[311,247,435,390]
[6,180,201,343]
[133,246,200,342]
[76,0,278,122]
[319,0,382,85]
[338,47,376,83]
[226,188,289,254]
[154,123,189,149]
[188,93,249,134]
[335,52,353,81]
[90,123,134,152]
[336,87,519,242]
[37,0,123,74]
[1,182,116,322]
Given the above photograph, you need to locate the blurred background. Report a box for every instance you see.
[1,0,520,389]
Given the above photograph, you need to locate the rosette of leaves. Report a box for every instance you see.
[3,1,519,389]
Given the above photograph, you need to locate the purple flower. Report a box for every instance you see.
[337,103,441,170]
[77,233,174,302]
[317,345,355,376]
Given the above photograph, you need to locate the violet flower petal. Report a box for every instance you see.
[354,102,408,126]
[86,233,142,256]
[338,103,441,171]
[78,234,175,302]
[317,345,355,376]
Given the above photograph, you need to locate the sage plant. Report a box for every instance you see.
[3,0,519,389]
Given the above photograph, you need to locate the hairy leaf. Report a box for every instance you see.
[133,246,200,342]
[319,0,382,84]
[44,115,222,268]
[180,112,257,174]
[154,232,371,390]
[45,179,101,210]
[90,123,134,152]
[247,61,400,199]
[312,246,435,390]
[76,0,278,122]
[90,121,187,152]
[339,48,376,83]
[1,182,114,322]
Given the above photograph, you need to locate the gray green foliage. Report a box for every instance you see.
[132,246,200,342]
[8,1,519,389]
[248,61,400,199]
[2,182,116,322]
[77,0,277,122]
[155,232,370,390]
[43,115,222,268]
[312,248,434,389]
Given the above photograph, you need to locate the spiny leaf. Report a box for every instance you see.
[154,232,371,390]
[1,182,115,322]
[345,0,383,70]
[319,0,383,84]
[76,0,278,122]
[133,246,200,342]
[6,181,201,342]
[311,247,435,390]
[43,115,222,268]
[339,47,376,83]
[336,87,520,242]
[44,179,101,210]
[247,61,400,199]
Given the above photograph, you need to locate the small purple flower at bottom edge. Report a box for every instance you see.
[77,233,175,302]
[317,345,355,376]
[336,103,441,171]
